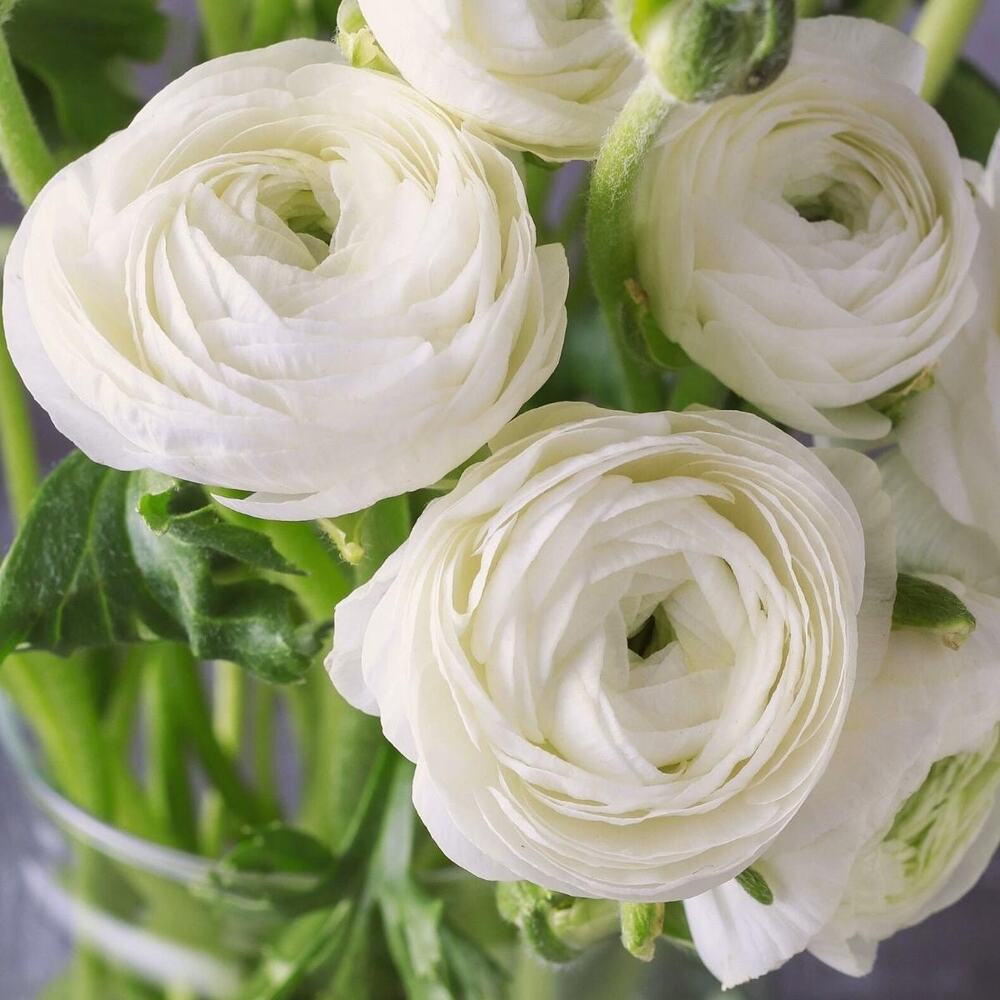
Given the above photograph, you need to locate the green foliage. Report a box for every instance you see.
[936,59,1000,164]
[0,452,322,682]
[375,762,507,1000]
[209,823,346,918]
[4,0,167,148]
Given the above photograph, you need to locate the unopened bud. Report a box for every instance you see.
[336,0,396,73]
[617,0,796,103]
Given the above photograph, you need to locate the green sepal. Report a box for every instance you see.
[893,574,977,650]
[736,867,774,905]
[870,367,935,426]
[496,883,576,964]
[620,902,664,962]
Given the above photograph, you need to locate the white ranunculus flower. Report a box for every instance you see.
[355,0,642,161]
[328,403,896,901]
[2,40,567,520]
[633,16,979,439]
[685,480,1000,986]
[899,133,1000,551]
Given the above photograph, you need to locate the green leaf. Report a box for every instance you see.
[138,481,302,576]
[5,0,167,148]
[893,573,977,650]
[736,867,774,906]
[0,452,321,682]
[208,823,347,918]
[936,60,1000,164]
[236,903,355,1000]
[373,760,505,999]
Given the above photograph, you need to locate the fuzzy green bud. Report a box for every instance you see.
[496,882,620,964]
[620,902,664,961]
[617,0,796,102]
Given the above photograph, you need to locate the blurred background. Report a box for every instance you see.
[0,2,997,997]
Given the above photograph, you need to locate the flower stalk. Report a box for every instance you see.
[912,0,985,103]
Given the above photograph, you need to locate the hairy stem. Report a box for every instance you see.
[0,31,55,205]
[588,77,672,412]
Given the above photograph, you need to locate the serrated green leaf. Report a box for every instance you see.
[0,452,320,682]
[138,484,302,575]
[5,0,167,148]
[936,60,1000,164]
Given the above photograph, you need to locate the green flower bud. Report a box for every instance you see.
[336,0,396,74]
[616,0,797,102]
[620,902,664,961]
[496,882,620,964]
[893,574,977,650]
[736,866,774,905]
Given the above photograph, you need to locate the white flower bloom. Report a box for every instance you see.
[2,40,567,520]
[328,404,895,901]
[355,0,642,161]
[633,17,978,439]
[685,490,1000,986]
[899,133,1000,552]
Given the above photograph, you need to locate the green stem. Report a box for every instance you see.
[513,945,559,1000]
[852,0,912,25]
[0,318,38,526]
[253,680,279,816]
[145,645,198,851]
[168,650,269,829]
[794,0,824,16]
[262,520,354,620]
[201,660,245,856]
[587,77,672,413]
[2,651,112,817]
[0,30,56,206]
[667,366,729,412]
[197,0,247,58]
[303,496,411,847]
[912,0,984,103]
[248,0,296,47]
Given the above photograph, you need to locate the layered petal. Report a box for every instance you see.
[328,404,887,901]
[2,40,568,519]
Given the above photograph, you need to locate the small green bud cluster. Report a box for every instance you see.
[616,0,797,103]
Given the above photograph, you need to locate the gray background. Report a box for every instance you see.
[1,1,998,997]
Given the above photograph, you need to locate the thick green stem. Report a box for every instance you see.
[304,496,412,847]
[913,0,984,103]
[852,0,912,24]
[0,318,38,526]
[587,77,672,412]
[668,366,729,412]
[197,0,247,58]
[2,652,112,817]
[0,31,56,205]
[248,0,296,47]
[145,645,198,851]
